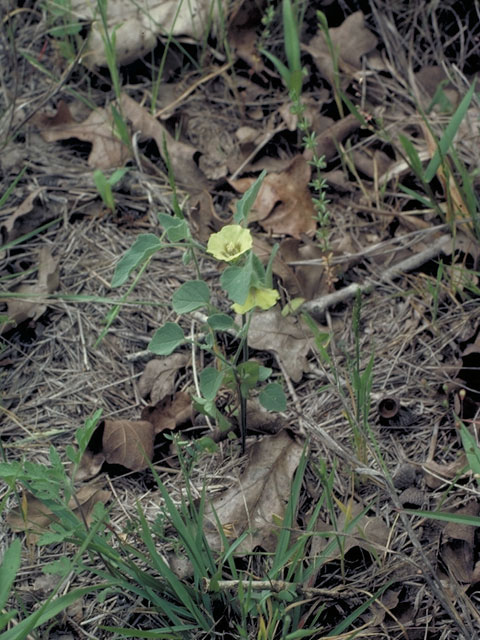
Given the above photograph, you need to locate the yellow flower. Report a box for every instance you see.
[206,225,252,262]
[232,287,279,314]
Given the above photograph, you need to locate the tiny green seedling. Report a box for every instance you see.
[93,167,129,214]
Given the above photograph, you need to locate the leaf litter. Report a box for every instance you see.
[3,1,480,637]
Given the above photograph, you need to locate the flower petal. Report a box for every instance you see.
[232,286,279,314]
[206,225,253,262]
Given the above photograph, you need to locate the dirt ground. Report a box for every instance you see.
[1,1,480,638]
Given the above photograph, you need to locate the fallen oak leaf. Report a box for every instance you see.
[439,501,480,583]
[138,354,189,404]
[0,188,44,246]
[72,0,226,67]
[33,101,130,170]
[203,430,304,553]
[0,247,59,335]
[246,308,315,383]
[119,93,209,193]
[229,156,317,238]
[304,11,378,88]
[102,418,154,471]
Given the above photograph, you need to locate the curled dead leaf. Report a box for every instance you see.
[138,354,189,404]
[141,391,192,434]
[423,454,468,489]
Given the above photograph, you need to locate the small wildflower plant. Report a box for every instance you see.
[261,0,332,249]
[111,170,286,449]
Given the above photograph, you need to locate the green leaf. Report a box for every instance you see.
[111,234,162,287]
[424,82,476,183]
[200,367,224,401]
[157,213,189,241]
[41,557,73,575]
[234,170,266,224]
[258,366,272,382]
[238,361,260,391]
[207,313,234,330]
[149,322,185,355]
[172,280,210,314]
[108,167,129,186]
[220,265,252,304]
[461,423,480,478]
[0,539,21,611]
[259,383,286,412]
[283,0,301,75]
[398,134,424,177]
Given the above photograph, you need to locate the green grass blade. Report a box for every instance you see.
[329,581,392,636]
[0,167,26,209]
[0,539,21,612]
[282,0,301,74]
[0,585,107,640]
[424,82,476,183]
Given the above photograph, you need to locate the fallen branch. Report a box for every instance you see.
[202,578,359,599]
[303,235,451,320]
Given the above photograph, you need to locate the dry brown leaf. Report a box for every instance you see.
[252,235,301,297]
[0,247,59,335]
[423,454,468,489]
[73,0,227,67]
[119,94,209,193]
[247,308,314,382]
[34,101,130,170]
[279,238,332,299]
[309,501,390,563]
[415,66,460,110]
[7,484,111,542]
[141,391,192,434]
[305,11,378,87]
[76,449,106,482]
[1,188,43,246]
[138,354,189,404]
[439,501,480,583]
[188,190,227,243]
[229,156,317,238]
[102,418,154,470]
[351,148,395,180]
[305,114,360,163]
[203,430,304,553]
